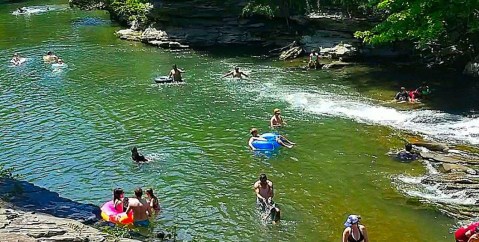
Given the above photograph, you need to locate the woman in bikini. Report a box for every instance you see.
[342,215,369,242]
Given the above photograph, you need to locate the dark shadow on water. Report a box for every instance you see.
[0,178,100,224]
[341,63,479,115]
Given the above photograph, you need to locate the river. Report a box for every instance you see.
[2,0,479,241]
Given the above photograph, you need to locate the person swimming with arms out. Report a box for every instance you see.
[248,128,295,150]
[131,147,148,163]
[253,174,281,224]
[223,67,249,79]
[270,108,286,128]
[168,64,184,82]
[125,187,153,227]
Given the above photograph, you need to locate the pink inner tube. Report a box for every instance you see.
[101,201,120,216]
[101,200,133,224]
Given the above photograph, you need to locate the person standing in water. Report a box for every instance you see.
[248,128,295,150]
[308,50,321,69]
[113,188,125,213]
[168,64,184,82]
[253,174,281,224]
[145,188,161,214]
[270,108,285,128]
[223,67,249,78]
[125,187,152,227]
[342,215,369,242]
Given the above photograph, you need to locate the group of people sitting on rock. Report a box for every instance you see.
[112,187,160,227]
[394,82,431,103]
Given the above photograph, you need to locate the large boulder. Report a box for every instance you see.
[320,43,357,60]
[279,46,304,60]
[115,29,142,41]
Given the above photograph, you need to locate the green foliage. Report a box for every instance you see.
[107,0,152,23]
[241,2,276,18]
[355,0,479,49]
[100,225,132,240]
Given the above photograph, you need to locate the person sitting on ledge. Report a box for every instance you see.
[131,147,148,162]
[396,143,419,161]
[308,50,321,69]
[394,87,409,102]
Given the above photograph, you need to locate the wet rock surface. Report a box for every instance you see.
[395,144,479,221]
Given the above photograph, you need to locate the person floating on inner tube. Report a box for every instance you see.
[342,214,369,242]
[253,174,281,224]
[270,108,286,128]
[222,67,248,79]
[248,128,295,150]
[168,64,184,82]
[394,87,410,102]
[455,221,479,242]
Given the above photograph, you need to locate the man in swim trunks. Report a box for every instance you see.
[253,174,281,224]
[248,128,295,150]
[168,64,184,82]
[223,67,249,78]
[455,221,479,242]
[270,108,285,128]
[125,187,152,227]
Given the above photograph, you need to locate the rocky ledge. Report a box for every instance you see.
[395,142,479,221]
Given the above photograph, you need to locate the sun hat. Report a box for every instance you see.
[250,128,258,134]
[273,108,280,114]
[344,215,360,227]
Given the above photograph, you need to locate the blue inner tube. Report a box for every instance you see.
[252,133,280,150]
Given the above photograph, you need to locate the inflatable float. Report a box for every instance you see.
[154,76,183,83]
[12,6,52,15]
[100,201,133,225]
[252,133,281,151]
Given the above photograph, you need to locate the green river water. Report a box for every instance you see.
[3,0,477,241]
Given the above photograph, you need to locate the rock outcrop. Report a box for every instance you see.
[0,205,140,242]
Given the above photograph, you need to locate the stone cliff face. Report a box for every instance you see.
[148,0,296,47]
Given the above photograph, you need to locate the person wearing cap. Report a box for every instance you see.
[270,108,285,128]
[455,221,479,242]
[253,174,281,224]
[394,87,409,102]
[248,128,295,150]
[222,67,248,78]
[342,215,369,242]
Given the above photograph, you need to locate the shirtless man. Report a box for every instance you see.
[125,187,152,227]
[223,67,248,78]
[248,128,295,150]
[253,174,281,224]
[270,108,285,128]
[43,51,58,62]
[168,64,184,82]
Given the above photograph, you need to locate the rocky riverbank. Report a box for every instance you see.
[0,178,140,242]
[394,142,479,222]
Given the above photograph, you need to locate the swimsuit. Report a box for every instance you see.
[133,219,150,227]
[348,228,365,242]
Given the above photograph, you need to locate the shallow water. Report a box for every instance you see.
[2,0,476,241]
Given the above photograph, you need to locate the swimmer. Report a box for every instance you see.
[223,67,249,78]
[394,87,409,102]
[145,188,161,214]
[43,51,58,62]
[131,147,148,163]
[342,215,369,242]
[17,7,27,13]
[168,64,184,82]
[10,53,22,66]
[125,187,152,227]
[396,143,419,161]
[270,108,285,128]
[248,128,295,150]
[253,174,281,224]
